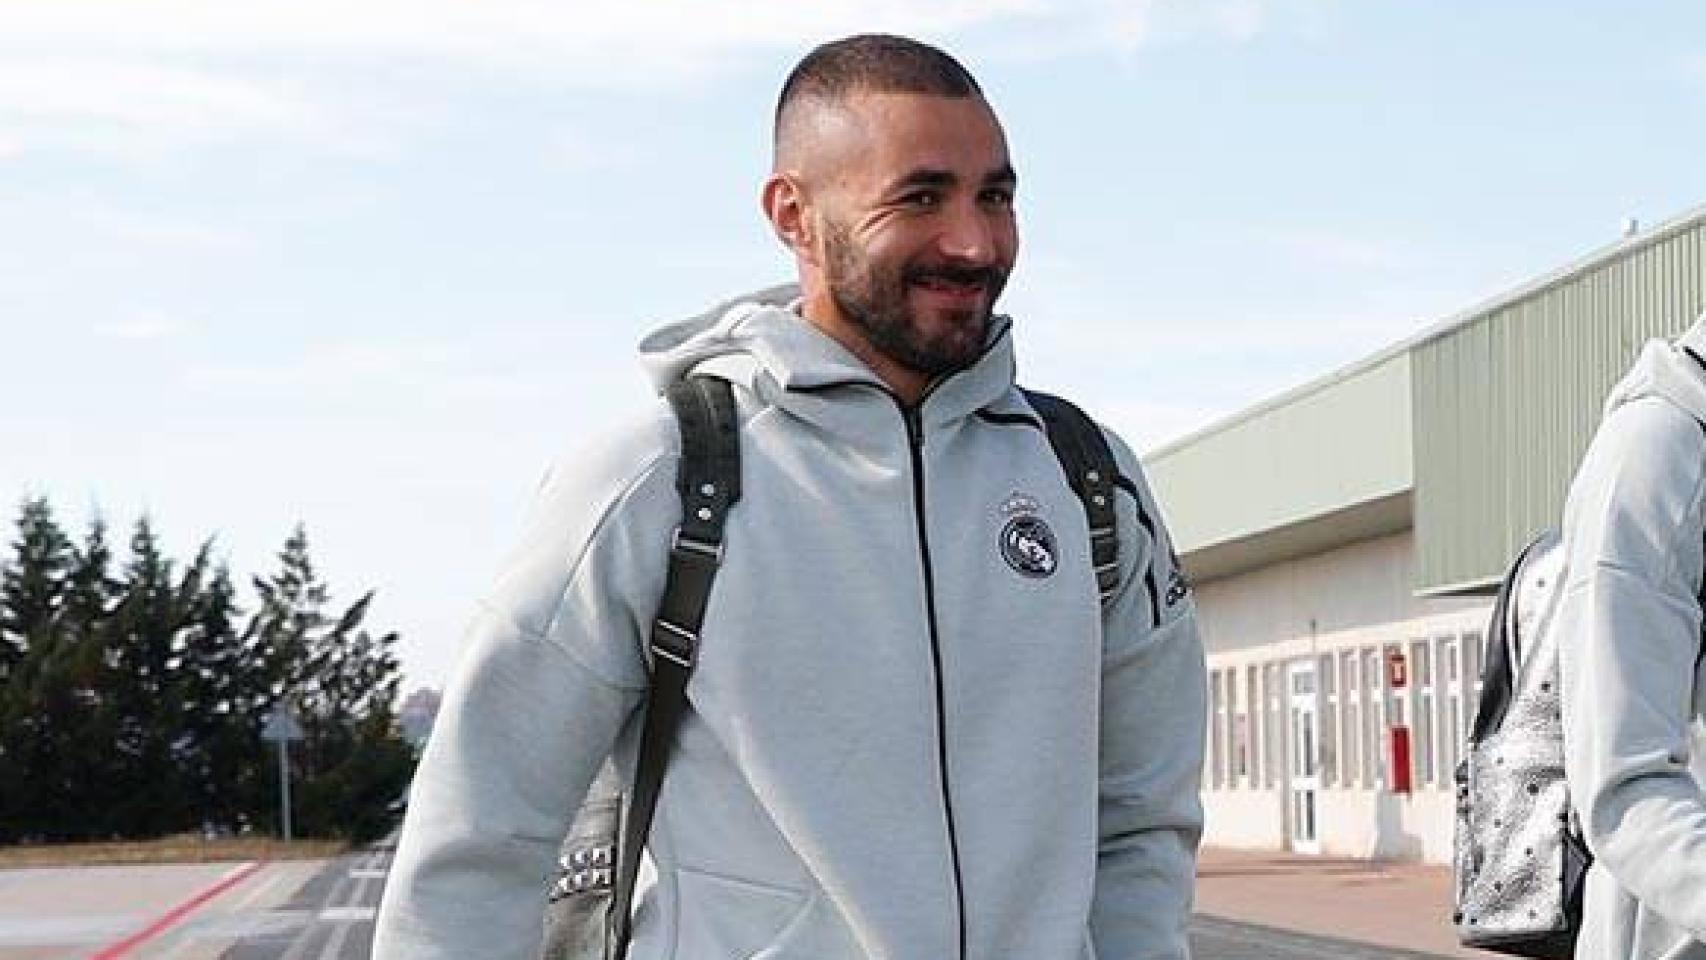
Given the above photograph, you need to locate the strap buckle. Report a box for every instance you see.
[650,618,698,669]
[671,526,725,564]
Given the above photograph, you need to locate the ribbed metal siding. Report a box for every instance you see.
[1414,221,1706,594]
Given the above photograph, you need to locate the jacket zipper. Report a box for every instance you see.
[787,377,968,959]
[895,397,967,960]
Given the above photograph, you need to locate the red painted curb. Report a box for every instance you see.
[90,859,266,959]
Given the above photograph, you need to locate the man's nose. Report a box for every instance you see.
[937,202,998,265]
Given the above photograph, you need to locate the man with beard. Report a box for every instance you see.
[376,34,1206,960]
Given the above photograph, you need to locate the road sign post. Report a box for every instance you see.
[262,705,305,842]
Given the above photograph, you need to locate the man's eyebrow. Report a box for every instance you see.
[885,163,1018,193]
[887,167,957,192]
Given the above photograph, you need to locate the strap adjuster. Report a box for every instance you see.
[671,527,724,564]
[650,618,697,668]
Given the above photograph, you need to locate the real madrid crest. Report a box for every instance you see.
[998,492,1058,579]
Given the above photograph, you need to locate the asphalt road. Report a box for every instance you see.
[1190,915,1458,960]
[0,840,1456,959]
[218,843,390,960]
[234,848,1455,960]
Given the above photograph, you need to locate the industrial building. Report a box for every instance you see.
[1143,205,1706,862]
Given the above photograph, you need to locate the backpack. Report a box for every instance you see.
[1454,395,1706,958]
[542,377,1124,960]
[1453,530,1587,959]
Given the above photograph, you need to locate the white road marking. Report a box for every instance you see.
[277,873,351,960]
[315,872,376,959]
[266,849,390,960]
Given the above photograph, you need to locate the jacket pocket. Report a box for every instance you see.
[674,866,807,959]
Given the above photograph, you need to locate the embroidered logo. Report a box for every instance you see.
[999,493,1058,579]
[1165,548,1191,606]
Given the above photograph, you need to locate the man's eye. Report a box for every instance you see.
[902,191,940,208]
[981,188,1015,208]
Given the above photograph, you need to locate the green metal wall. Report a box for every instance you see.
[1413,216,1706,594]
[1147,353,1412,560]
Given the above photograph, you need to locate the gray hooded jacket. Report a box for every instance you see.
[1560,314,1706,959]
[373,291,1207,960]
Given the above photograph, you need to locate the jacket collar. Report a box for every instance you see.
[640,285,1019,439]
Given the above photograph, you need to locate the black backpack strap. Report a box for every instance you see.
[1021,389,1120,607]
[608,375,740,960]
[1468,531,1554,744]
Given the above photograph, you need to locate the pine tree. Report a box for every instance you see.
[0,498,74,841]
[248,524,327,706]
[296,621,412,842]
[177,552,264,832]
[248,525,414,840]
[26,518,125,840]
[0,497,72,679]
[104,517,194,837]
[244,524,330,835]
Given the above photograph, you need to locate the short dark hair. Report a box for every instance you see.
[775,34,982,142]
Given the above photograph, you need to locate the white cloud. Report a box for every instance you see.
[94,313,189,342]
[185,341,430,392]
[179,337,590,407]
[0,0,1323,160]
[0,1,1036,72]
[1684,54,1706,86]
[1250,226,1404,271]
[1210,0,1268,43]
[0,0,1309,83]
[550,131,638,174]
[0,58,312,131]
[0,56,338,160]
[62,197,249,251]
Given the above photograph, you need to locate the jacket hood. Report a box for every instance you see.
[1602,311,1706,424]
[636,283,1020,428]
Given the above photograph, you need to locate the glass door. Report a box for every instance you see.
[1288,660,1321,854]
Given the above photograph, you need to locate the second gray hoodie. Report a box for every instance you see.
[1560,314,1706,959]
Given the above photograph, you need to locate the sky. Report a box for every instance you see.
[2,1,1703,692]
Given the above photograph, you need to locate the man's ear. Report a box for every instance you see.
[762,174,816,262]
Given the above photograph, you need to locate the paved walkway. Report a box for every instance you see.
[1195,848,1505,959]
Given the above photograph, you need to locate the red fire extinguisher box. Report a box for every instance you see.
[1390,726,1412,795]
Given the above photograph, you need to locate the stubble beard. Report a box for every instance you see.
[822,221,1004,379]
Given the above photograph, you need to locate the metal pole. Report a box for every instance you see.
[278,738,293,843]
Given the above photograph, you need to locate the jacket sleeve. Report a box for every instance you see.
[373,411,678,960]
[1090,430,1208,960]
[1559,397,1706,938]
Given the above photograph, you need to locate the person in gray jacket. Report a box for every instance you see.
[374,34,1207,960]
[1559,314,1706,959]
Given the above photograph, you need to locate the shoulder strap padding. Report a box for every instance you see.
[609,375,739,960]
[1469,530,1556,744]
[1021,389,1120,606]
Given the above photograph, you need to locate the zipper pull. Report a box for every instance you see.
[906,406,925,450]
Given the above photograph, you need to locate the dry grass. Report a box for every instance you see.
[0,834,347,868]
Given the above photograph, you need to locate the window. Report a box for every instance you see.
[1362,647,1384,788]
[1340,649,1361,787]
[1209,670,1225,789]
[1246,665,1261,787]
[1440,635,1461,783]
[1319,653,1338,786]
[1463,628,1485,723]
[1411,639,1435,787]
[1264,662,1284,787]
[1229,668,1247,784]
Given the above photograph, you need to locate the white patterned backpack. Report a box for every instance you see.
[1452,531,1589,959]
